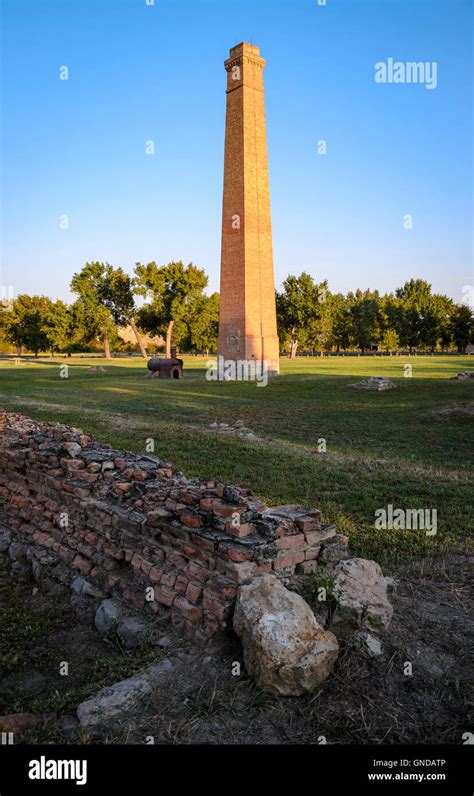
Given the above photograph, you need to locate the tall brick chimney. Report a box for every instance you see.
[217,43,280,375]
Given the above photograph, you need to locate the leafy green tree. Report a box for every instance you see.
[185,292,219,354]
[421,294,454,351]
[100,265,147,358]
[347,289,381,352]
[328,293,351,352]
[0,301,14,353]
[276,273,327,358]
[70,263,116,358]
[379,294,406,349]
[450,305,474,352]
[5,295,52,356]
[134,261,208,357]
[395,279,433,351]
[381,328,399,354]
[41,300,75,356]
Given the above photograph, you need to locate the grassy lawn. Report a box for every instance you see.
[0,354,472,567]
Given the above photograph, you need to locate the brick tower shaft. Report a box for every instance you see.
[217,42,280,374]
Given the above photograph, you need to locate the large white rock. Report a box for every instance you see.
[76,658,174,729]
[77,674,152,729]
[233,574,339,696]
[333,557,393,629]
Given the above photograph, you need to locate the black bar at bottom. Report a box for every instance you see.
[0,744,472,794]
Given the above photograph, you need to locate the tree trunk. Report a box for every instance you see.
[130,317,147,359]
[165,320,174,358]
[289,328,298,359]
[104,336,111,359]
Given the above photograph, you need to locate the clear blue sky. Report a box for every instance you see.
[1,0,472,304]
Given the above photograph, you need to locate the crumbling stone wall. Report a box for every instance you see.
[0,412,339,642]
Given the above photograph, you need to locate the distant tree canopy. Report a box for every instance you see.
[4,294,52,356]
[276,273,327,358]
[276,277,472,355]
[1,262,472,357]
[134,261,214,357]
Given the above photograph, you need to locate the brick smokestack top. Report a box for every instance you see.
[217,43,280,374]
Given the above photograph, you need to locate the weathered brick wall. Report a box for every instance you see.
[0,412,337,642]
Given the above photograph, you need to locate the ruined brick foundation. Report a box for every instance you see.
[0,413,340,642]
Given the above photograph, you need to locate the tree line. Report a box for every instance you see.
[0,262,472,358]
[0,261,219,358]
[277,274,473,357]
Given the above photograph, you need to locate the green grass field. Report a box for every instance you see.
[1,354,472,567]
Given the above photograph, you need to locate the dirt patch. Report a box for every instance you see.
[420,402,474,420]
[0,553,471,745]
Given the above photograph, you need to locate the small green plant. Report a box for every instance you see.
[303,570,337,606]
[183,677,224,717]
[232,678,277,712]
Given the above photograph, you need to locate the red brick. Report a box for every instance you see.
[254,562,273,574]
[175,574,189,593]
[273,550,305,570]
[225,522,255,538]
[154,585,177,607]
[166,550,187,569]
[199,497,215,511]
[61,458,85,471]
[305,527,335,545]
[223,560,256,583]
[275,533,305,550]
[180,511,203,529]
[140,560,153,576]
[123,468,148,481]
[173,595,203,622]
[72,554,91,575]
[205,577,238,601]
[213,504,246,519]
[148,566,162,583]
[187,560,209,583]
[202,593,232,622]
[11,495,30,508]
[185,580,203,603]
[103,545,124,560]
[295,514,321,532]
[225,545,254,562]
[161,571,177,588]
[75,470,99,483]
